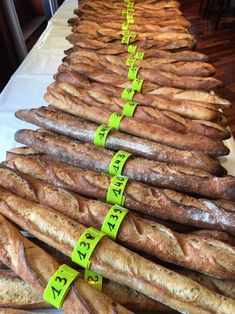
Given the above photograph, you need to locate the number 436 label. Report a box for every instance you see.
[43,264,79,309]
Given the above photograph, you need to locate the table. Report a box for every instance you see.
[0,0,234,312]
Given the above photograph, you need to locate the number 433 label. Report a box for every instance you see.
[43,264,79,309]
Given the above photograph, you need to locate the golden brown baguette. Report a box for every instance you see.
[1,165,234,279]
[45,89,229,155]
[14,129,235,200]
[47,80,230,141]
[0,268,47,309]
[15,106,225,175]
[0,214,132,314]
[0,188,235,314]
[5,152,235,234]
[0,264,166,313]
[0,309,41,314]
[54,69,224,123]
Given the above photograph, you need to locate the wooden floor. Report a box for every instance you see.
[180,0,235,136]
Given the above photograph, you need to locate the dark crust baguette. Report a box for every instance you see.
[0,214,132,314]
[15,106,225,175]
[14,129,235,201]
[0,189,235,314]
[54,69,223,122]
[48,80,230,141]
[5,152,235,234]
[1,166,234,279]
[44,89,229,156]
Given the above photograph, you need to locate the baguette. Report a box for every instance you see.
[68,49,215,77]
[0,309,41,314]
[15,106,225,174]
[1,165,234,279]
[14,129,235,200]
[50,80,229,140]
[68,31,196,52]
[70,45,208,62]
[5,152,235,234]
[45,89,229,155]
[0,264,165,313]
[54,69,222,122]
[0,188,234,314]
[0,214,132,314]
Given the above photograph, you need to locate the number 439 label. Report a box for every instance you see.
[43,264,79,309]
[101,205,129,241]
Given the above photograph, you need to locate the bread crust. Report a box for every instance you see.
[0,214,132,314]
[0,188,235,313]
[0,166,234,279]
[5,152,235,233]
[14,129,235,200]
[15,107,225,174]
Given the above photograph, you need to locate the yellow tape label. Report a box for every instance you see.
[135,51,145,60]
[106,175,129,206]
[43,264,79,309]
[94,124,111,148]
[108,112,124,131]
[72,227,105,269]
[125,57,136,67]
[101,205,129,241]
[128,66,140,80]
[128,44,137,53]
[84,269,103,292]
[109,150,132,176]
[132,78,144,92]
[122,21,129,31]
[122,101,138,117]
[121,35,131,45]
[121,88,135,101]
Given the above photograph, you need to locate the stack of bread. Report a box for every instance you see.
[0,0,234,313]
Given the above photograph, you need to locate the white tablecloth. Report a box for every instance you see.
[0,0,235,313]
[0,0,76,164]
[0,0,77,312]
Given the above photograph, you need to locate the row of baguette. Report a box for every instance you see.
[0,0,235,313]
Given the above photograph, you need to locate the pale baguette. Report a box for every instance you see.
[0,165,234,279]
[0,188,234,313]
[0,214,131,314]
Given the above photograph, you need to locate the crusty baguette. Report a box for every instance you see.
[54,69,223,122]
[15,106,225,174]
[0,214,132,314]
[0,309,41,314]
[0,268,47,309]
[44,90,229,156]
[48,80,229,141]
[0,165,234,279]
[69,45,208,62]
[5,152,235,234]
[0,188,234,314]
[0,264,166,313]
[14,129,235,200]
[68,49,215,77]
